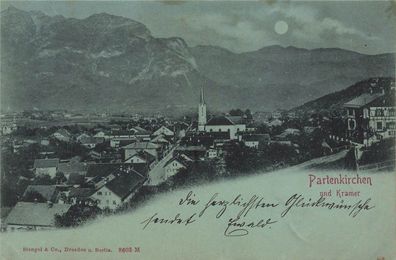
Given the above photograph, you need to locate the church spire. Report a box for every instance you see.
[200,86,205,104]
[198,86,207,131]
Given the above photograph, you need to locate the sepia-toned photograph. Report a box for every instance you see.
[0,1,395,259]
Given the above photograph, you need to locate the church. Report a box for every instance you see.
[197,87,246,140]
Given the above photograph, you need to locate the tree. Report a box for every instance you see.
[245,109,253,120]
[55,203,101,227]
[54,172,67,184]
[229,109,244,116]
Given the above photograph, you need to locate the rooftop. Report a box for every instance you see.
[105,170,146,200]
[22,185,59,202]
[5,202,71,227]
[34,158,59,168]
[68,187,95,198]
[206,116,235,126]
[344,93,384,108]
[123,142,160,149]
[242,134,270,142]
[54,128,71,138]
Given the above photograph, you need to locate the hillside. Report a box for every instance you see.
[190,45,395,111]
[1,6,395,113]
[291,77,395,115]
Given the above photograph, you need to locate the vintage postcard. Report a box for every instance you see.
[0,1,395,259]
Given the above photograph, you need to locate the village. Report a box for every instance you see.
[0,78,395,231]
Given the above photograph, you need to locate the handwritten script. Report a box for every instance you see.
[140,191,374,237]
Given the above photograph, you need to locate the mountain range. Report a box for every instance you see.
[1,6,395,114]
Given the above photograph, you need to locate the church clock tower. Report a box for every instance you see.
[198,86,207,131]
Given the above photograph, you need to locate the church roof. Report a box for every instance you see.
[206,116,235,126]
[227,116,245,124]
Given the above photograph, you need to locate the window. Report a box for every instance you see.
[375,109,384,116]
[218,129,221,132]
[386,122,395,129]
[363,108,369,118]
[389,108,395,117]
[348,119,356,130]
[377,122,383,130]
[97,192,102,195]
[113,201,117,205]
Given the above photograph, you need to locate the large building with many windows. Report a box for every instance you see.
[344,80,395,145]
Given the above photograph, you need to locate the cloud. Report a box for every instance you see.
[269,4,379,43]
[185,12,279,52]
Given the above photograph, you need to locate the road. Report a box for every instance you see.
[146,123,192,186]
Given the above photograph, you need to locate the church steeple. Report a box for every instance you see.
[200,86,205,105]
[198,86,207,131]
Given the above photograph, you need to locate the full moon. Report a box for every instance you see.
[274,21,288,35]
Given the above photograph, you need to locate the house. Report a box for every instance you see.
[344,82,395,145]
[206,148,218,158]
[93,130,110,140]
[124,151,156,169]
[151,134,171,150]
[275,129,301,140]
[123,141,161,160]
[76,133,91,142]
[268,119,283,127]
[271,111,282,119]
[109,130,138,148]
[153,126,174,137]
[129,126,151,139]
[78,136,104,149]
[0,117,17,135]
[85,163,123,184]
[88,150,119,162]
[52,129,72,142]
[204,116,246,140]
[57,160,88,179]
[240,134,271,148]
[304,126,319,135]
[110,137,137,148]
[4,202,71,231]
[283,128,301,136]
[34,158,59,178]
[164,156,191,179]
[90,169,146,210]
[22,185,59,203]
[174,146,207,160]
[12,140,29,153]
[85,163,145,188]
[67,188,96,205]
[40,138,50,146]
[66,172,86,187]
